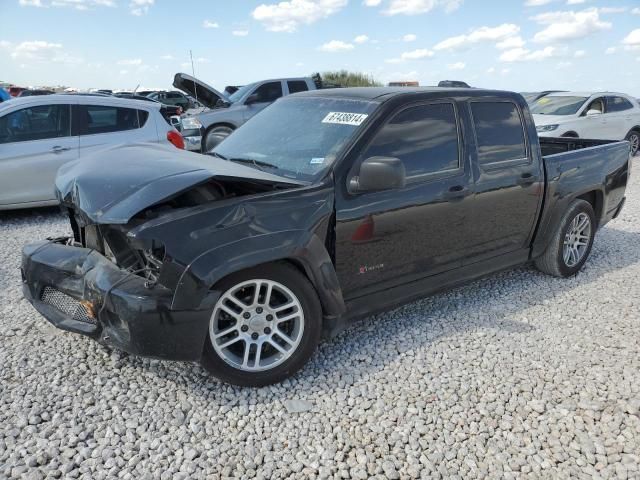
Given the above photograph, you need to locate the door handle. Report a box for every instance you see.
[444,185,469,200]
[517,173,538,186]
[51,146,70,153]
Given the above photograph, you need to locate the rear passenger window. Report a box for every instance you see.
[471,102,527,164]
[608,96,633,112]
[81,105,144,135]
[287,81,309,94]
[0,104,71,144]
[362,102,460,177]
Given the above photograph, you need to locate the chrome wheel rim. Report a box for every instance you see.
[210,279,305,372]
[563,212,591,268]
[630,133,639,156]
[205,127,232,152]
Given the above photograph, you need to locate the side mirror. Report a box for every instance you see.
[586,109,602,116]
[215,98,231,108]
[245,93,260,105]
[351,157,406,192]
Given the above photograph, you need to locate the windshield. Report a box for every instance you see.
[520,92,539,103]
[530,96,587,115]
[212,96,378,182]
[228,82,256,103]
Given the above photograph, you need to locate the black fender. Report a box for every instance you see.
[171,229,346,320]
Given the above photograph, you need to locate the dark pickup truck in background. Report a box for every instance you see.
[21,87,631,386]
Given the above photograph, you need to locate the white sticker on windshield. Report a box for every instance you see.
[310,157,325,165]
[322,112,368,126]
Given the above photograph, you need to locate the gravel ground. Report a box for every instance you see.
[1,158,639,480]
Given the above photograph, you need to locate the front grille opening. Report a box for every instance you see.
[40,287,97,324]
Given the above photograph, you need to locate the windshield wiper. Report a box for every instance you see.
[229,158,279,171]
[208,151,228,160]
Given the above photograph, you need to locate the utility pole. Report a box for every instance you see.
[190,49,198,104]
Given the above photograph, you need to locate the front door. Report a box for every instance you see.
[0,103,78,206]
[335,101,474,300]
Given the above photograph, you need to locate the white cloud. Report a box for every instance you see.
[318,40,354,52]
[524,0,554,6]
[500,45,558,62]
[403,34,417,42]
[382,0,463,16]
[487,66,496,73]
[556,61,572,68]
[622,29,640,46]
[363,0,382,5]
[203,20,219,28]
[434,23,520,51]
[252,0,347,32]
[354,34,369,44]
[160,54,174,60]
[130,0,153,16]
[633,8,640,15]
[598,7,626,14]
[496,35,525,49]
[232,30,249,37]
[19,0,115,9]
[531,8,611,43]
[117,58,142,65]
[573,49,585,57]
[386,48,434,63]
[5,40,82,64]
[447,61,465,70]
[605,46,617,54]
[567,0,586,4]
[501,68,511,74]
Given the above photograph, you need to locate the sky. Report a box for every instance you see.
[1,0,639,96]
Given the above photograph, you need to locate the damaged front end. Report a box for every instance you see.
[21,143,335,360]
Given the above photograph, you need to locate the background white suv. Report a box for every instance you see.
[0,94,185,210]
[532,92,640,156]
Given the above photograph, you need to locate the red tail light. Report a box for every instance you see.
[167,130,185,150]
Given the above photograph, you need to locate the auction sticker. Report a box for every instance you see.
[322,112,369,126]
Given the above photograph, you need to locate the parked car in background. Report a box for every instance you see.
[438,80,470,88]
[532,92,640,156]
[0,88,10,103]
[0,94,185,210]
[147,90,191,112]
[9,86,26,97]
[521,91,564,105]
[173,73,317,152]
[21,87,630,386]
[113,92,184,127]
[18,89,55,97]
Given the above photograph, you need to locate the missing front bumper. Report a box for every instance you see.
[21,240,213,361]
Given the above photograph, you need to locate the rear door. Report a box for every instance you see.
[0,101,78,206]
[335,100,474,298]
[606,96,636,140]
[78,102,157,155]
[286,80,310,95]
[464,99,543,263]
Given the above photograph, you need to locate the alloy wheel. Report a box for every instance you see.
[563,212,591,268]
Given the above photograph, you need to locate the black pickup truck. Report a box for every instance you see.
[22,88,631,386]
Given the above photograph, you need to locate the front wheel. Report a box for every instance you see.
[201,263,322,387]
[203,125,234,153]
[535,199,596,277]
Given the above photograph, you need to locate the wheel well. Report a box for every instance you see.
[562,131,579,138]
[576,190,603,224]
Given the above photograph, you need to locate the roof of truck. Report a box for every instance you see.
[298,87,513,102]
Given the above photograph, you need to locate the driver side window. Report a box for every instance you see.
[251,82,283,104]
[584,97,605,115]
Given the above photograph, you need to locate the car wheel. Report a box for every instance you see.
[535,199,596,277]
[201,263,322,387]
[626,130,639,157]
[204,125,234,153]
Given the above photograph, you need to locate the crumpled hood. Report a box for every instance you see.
[55,143,305,225]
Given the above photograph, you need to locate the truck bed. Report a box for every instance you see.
[539,137,619,157]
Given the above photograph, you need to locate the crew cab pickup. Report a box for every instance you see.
[21,88,631,387]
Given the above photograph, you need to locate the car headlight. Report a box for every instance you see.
[536,124,559,132]
[181,116,203,130]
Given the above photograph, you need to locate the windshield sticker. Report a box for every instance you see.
[310,157,325,165]
[322,112,369,126]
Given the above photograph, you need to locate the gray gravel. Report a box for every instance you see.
[1,158,639,479]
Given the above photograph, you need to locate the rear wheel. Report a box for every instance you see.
[201,263,322,387]
[626,130,639,157]
[535,199,596,277]
[204,125,234,153]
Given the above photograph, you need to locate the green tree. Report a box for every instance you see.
[312,70,382,88]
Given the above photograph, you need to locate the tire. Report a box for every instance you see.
[201,263,322,387]
[535,199,596,277]
[626,130,639,157]
[203,125,234,153]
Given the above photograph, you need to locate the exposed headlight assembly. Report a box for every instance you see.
[181,116,203,130]
[536,124,559,132]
